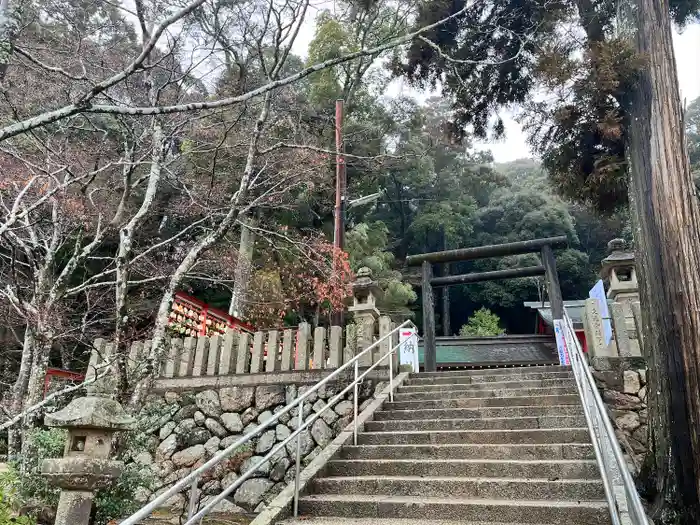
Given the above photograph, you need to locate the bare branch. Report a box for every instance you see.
[0,368,111,431]
[0,0,473,141]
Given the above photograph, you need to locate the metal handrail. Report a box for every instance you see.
[561,311,649,524]
[120,320,416,525]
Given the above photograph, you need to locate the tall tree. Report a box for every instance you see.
[395,0,699,212]
[627,0,700,521]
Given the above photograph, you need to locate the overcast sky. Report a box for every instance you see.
[294,16,699,163]
[473,23,700,162]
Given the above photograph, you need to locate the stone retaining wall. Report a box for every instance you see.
[132,379,382,517]
[589,356,648,468]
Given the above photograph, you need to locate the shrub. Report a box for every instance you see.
[459,308,505,337]
[9,427,154,525]
[0,468,35,525]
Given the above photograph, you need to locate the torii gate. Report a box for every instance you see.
[406,236,568,372]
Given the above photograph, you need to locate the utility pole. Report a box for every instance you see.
[332,100,346,327]
[333,99,346,251]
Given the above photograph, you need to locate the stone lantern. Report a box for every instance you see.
[42,396,135,525]
[600,238,638,306]
[349,267,383,365]
[600,238,641,357]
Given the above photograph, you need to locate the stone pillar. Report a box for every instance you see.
[583,298,611,357]
[41,396,135,525]
[600,239,641,357]
[348,267,383,366]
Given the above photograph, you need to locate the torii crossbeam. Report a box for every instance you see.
[406,236,568,372]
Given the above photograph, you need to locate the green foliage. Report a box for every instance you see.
[345,221,416,316]
[395,0,700,213]
[14,429,65,511]
[686,96,700,185]
[9,428,154,525]
[459,308,505,337]
[306,13,351,105]
[528,38,642,212]
[0,469,35,525]
[337,94,609,332]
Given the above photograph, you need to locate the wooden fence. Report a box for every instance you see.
[88,317,399,382]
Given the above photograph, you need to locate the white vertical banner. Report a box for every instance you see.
[399,327,419,373]
[589,279,613,345]
[553,319,570,366]
[561,317,580,365]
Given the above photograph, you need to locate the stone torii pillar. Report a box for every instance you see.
[41,395,135,525]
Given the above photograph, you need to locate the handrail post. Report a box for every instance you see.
[187,478,199,522]
[293,399,304,517]
[353,360,359,445]
[389,347,394,403]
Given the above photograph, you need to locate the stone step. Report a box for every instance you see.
[399,378,577,393]
[311,476,605,500]
[357,428,590,446]
[386,394,580,410]
[365,415,587,432]
[406,371,573,386]
[393,386,577,401]
[282,518,564,525]
[413,365,568,379]
[324,458,601,479]
[339,443,595,461]
[374,405,583,421]
[298,494,610,523]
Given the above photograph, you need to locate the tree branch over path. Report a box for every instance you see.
[0,367,111,431]
[0,0,474,142]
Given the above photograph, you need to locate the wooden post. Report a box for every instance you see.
[422,261,436,372]
[328,326,343,369]
[178,337,195,377]
[296,322,311,370]
[266,330,279,372]
[541,245,564,321]
[163,339,178,378]
[313,327,326,369]
[206,335,220,375]
[218,331,237,375]
[280,329,293,371]
[192,337,209,377]
[236,333,251,374]
[250,331,265,373]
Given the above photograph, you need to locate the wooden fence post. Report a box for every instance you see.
[313,327,326,369]
[328,326,343,369]
[250,331,265,373]
[236,333,251,374]
[281,329,293,371]
[296,323,311,370]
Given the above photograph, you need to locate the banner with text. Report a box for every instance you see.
[589,279,613,346]
[399,327,419,373]
[553,319,570,366]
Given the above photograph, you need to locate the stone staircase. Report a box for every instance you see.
[284,365,611,525]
